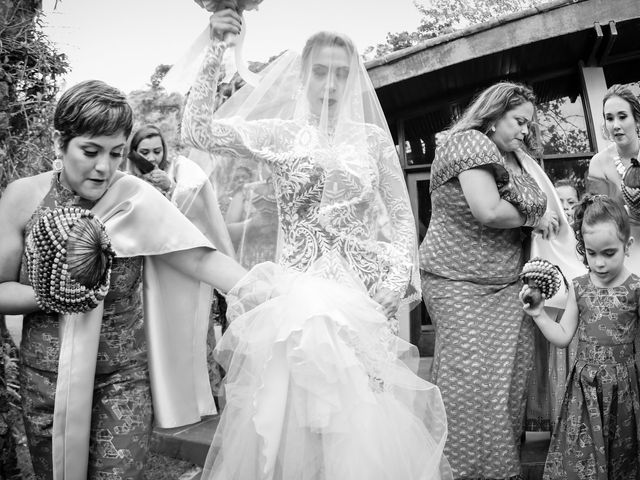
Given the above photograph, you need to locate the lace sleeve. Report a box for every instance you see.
[373,128,417,296]
[181,40,276,162]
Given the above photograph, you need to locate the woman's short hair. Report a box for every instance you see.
[129,125,168,171]
[54,80,133,149]
[447,81,540,155]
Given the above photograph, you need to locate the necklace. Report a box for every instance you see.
[613,144,640,179]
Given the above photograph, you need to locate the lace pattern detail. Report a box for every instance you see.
[182,42,416,297]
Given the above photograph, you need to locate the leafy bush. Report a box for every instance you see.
[0,1,68,193]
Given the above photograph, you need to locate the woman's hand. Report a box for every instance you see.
[208,4,242,42]
[143,169,174,194]
[519,284,545,317]
[533,209,559,240]
[373,287,401,318]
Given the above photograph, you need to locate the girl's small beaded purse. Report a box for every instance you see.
[25,207,115,314]
[520,257,568,305]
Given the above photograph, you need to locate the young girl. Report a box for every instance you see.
[554,178,580,225]
[521,194,640,479]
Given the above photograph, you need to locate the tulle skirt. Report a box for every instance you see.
[202,262,452,480]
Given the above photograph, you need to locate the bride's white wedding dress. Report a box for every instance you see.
[181,35,452,480]
[206,260,449,480]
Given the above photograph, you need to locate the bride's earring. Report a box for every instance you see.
[53,154,63,172]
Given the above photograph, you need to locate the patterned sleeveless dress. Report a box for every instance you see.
[18,175,152,480]
[543,273,640,480]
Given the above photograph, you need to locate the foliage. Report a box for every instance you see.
[0,1,68,193]
[128,65,187,158]
[536,98,591,155]
[364,0,545,59]
[128,56,272,160]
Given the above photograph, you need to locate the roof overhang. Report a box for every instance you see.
[366,0,640,121]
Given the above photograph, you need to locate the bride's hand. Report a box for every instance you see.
[209,5,243,42]
[373,287,401,318]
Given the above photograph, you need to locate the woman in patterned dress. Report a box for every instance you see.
[419,82,559,479]
[521,195,640,479]
[587,84,640,274]
[180,6,451,480]
[0,80,247,479]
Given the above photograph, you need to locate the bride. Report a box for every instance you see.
[181,5,452,479]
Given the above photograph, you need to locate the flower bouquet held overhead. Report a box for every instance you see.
[162,0,264,93]
[195,0,263,86]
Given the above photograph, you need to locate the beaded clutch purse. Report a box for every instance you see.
[25,207,115,314]
[520,257,567,305]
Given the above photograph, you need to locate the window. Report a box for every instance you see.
[536,93,592,156]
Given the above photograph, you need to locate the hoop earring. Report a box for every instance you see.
[53,155,63,172]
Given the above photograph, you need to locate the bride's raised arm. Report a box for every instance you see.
[181,8,277,161]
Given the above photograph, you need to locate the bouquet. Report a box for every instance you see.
[193,0,263,86]
[25,207,115,314]
[520,257,567,305]
[194,0,264,13]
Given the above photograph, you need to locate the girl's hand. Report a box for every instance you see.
[519,284,545,317]
[533,209,560,240]
[373,287,401,318]
[209,6,242,42]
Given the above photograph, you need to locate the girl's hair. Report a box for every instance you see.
[554,178,581,197]
[54,80,133,149]
[601,84,640,141]
[301,31,356,78]
[128,125,168,171]
[573,194,630,266]
[446,81,541,155]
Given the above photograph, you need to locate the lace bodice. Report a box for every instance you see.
[182,42,416,296]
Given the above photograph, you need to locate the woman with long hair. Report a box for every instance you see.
[419,82,560,479]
